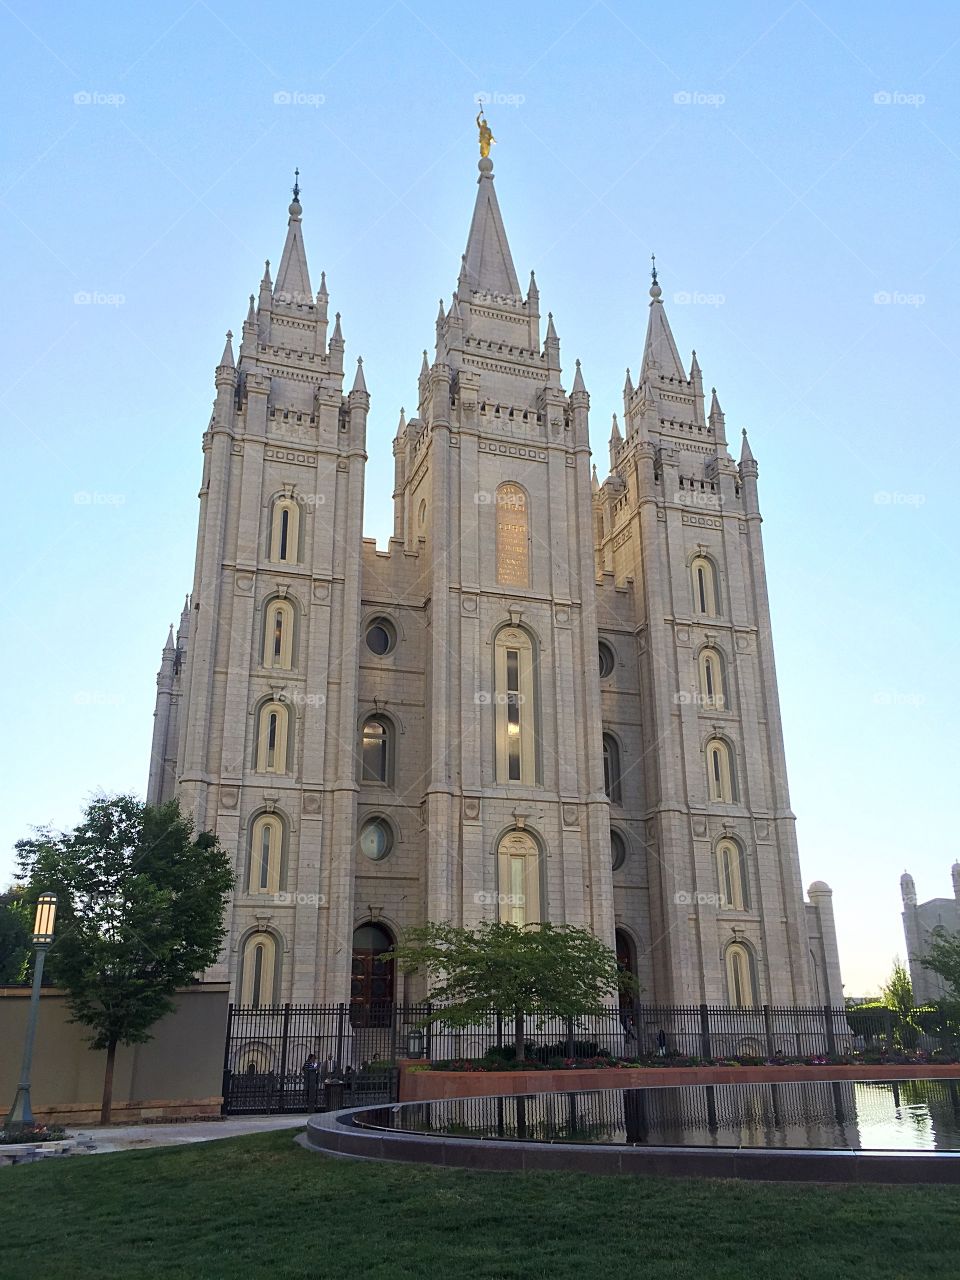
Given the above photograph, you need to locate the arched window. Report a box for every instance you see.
[263,599,295,670]
[350,923,395,1028]
[691,555,718,617]
[602,733,622,804]
[698,648,725,710]
[494,626,536,784]
[255,701,289,773]
[496,483,529,587]
[496,829,541,927]
[717,839,748,910]
[240,932,278,1007]
[611,828,627,871]
[361,716,393,784]
[248,813,284,894]
[269,496,300,564]
[725,942,756,1008]
[705,738,736,802]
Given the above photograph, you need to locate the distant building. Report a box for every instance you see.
[900,866,960,1002]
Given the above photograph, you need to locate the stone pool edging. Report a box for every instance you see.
[303,1095,960,1184]
[397,1061,960,1102]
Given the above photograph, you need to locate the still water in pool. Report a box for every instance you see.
[363,1079,960,1151]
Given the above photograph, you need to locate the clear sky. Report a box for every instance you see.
[2,1,958,997]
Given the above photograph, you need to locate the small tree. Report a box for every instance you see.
[882,957,917,1050]
[16,795,234,1123]
[919,928,960,1001]
[387,920,638,1061]
[0,889,30,985]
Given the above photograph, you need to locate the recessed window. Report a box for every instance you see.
[602,732,622,805]
[598,641,615,679]
[359,816,394,861]
[361,717,393,785]
[611,829,627,871]
[365,618,397,657]
[494,627,537,785]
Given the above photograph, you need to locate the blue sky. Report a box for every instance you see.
[1,1,958,996]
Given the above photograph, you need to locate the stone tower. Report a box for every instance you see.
[901,866,960,1003]
[148,145,841,1011]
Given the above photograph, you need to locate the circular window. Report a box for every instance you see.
[359,817,394,861]
[611,829,627,871]
[365,617,397,656]
[598,641,615,679]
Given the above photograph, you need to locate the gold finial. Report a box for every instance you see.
[476,109,495,159]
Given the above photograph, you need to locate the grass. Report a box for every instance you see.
[1,1128,958,1280]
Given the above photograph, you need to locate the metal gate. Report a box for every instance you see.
[221,1002,400,1115]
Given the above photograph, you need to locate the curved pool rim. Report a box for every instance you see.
[303,1082,960,1183]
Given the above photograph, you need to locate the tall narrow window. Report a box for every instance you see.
[717,839,748,910]
[256,701,289,773]
[725,942,756,1008]
[270,497,300,564]
[496,830,541,927]
[241,932,278,1007]
[602,732,622,804]
[496,483,529,587]
[705,738,735,802]
[494,627,536,784]
[361,717,392,784]
[691,555,718,617]
[249,813,283,894]
[698,648,726,710]
[263,599,295,669]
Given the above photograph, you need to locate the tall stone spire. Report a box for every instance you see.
[461,152,521,298]
[274,169,312,303]
[641,256,685,380]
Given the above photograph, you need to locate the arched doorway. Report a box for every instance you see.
[350,922,395,1028]
[615,929,637,1009]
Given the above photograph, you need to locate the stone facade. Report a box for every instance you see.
[147,152,842,1008]
[901,866,960,1003]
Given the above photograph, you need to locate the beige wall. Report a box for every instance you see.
[0,984,229,1123]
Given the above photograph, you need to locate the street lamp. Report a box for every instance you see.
[4,893,58,1134]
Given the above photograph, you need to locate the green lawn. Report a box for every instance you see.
[1,1129,957,1280]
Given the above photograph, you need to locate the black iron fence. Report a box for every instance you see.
[221,1000,949,1115]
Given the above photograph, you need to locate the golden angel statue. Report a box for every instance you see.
[476,110,495,159]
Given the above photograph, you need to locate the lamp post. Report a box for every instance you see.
[4,893,58,1134]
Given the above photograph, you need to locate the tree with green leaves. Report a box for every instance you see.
[0,889,30,985]
[387,920,638,1061]
[16,795,234,1123]
[882,957,918,1050]
[919,928,960,1002]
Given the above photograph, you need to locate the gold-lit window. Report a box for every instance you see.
[240,932,278,1007]
[263,599,295,670]
[494,627,536,784]
[270,497,300,564]
[496,829,541,927]
[496,483,529,587]
[256,702,289,773]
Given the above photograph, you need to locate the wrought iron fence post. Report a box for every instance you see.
[335,1003,346,1071]
[762,1005,774,1060]
[426,1002,434,1061]
[565,1016,575,1060]
[389,1000,398,1064]
[699,1004,712,1061]
[823,1004,837,1057]
[221,1002,234,1116]
[277,1002,292,1113]
[883,1006,894,1054]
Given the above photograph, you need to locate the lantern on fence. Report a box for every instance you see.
[406,1028,425,1060]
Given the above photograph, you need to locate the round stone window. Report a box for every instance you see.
[365,617,397,657]
[598,641,615,679]
[611,829,627,871]
[360,816,394,861]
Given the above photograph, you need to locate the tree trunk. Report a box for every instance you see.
[100,1039,117,1126]
[514,1007,525,1063]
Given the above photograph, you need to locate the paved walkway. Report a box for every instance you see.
[66,1113,308,1155]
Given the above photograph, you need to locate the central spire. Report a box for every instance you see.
[641,255,685,380]
[274,169,312,304]
[461,117,521,299]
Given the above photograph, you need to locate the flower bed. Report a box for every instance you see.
[0,1123,66,1145]
[423,1047,959,1073]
